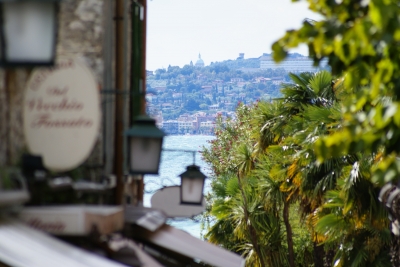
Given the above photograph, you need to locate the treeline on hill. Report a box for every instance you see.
[150,55,289,82]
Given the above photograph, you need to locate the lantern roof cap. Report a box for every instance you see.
[179,164,207,179]
[125,115,166,138]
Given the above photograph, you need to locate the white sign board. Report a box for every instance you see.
[150,186,206,218]
[24,58,100,172]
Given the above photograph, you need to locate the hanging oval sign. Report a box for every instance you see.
[23,58,100,172]
[151,186,206,218]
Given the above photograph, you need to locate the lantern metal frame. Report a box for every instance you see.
[0,0,61,67]
[178,164,206,206]
[125,114,165,175]
[163,149,207,206]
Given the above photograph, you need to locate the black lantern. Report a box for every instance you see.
[0,0,60,67]
[179,164,206,205]
[125,115,165,175]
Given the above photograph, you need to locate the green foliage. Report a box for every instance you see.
[289,205,314,267]
[202,69,391,267]
[184,98,200,111]
[271,1,400,262]
[273,0,400,185]
[199,1,400,266]
[202,103,254,176]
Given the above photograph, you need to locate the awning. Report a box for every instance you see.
[130,224,245,267]
[107,235,163,267]
[0,218,128,267]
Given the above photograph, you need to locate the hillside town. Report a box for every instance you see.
[147,53,327,135]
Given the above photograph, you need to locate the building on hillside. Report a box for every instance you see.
[146,103,159,115]
[259,53,328,72]
[172,93,183,104]
[231,77,244,83]
[271,77,285,85]
[178,120,194,134]
[209,104,219,111]
[162,120,179,134]
[199,121,215,135]
[161,103,174,112]
[154,86,167,92]
[201,85,213,91]
[193,111,208,117]
[195,53,205,68]
[192,113,216,134]
[254,77,272,83]
[145,93,157,103]
[237,82,246,88]
[177,114,192,121]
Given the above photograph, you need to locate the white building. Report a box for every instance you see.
[200,121,214,128]
[259,53,328,72]
[195,54,205,68]
[178,121,194,133]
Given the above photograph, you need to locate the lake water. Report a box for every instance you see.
[143,135,214,238]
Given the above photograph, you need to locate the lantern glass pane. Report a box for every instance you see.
[3,2,55,62]
[181,177,204,204]
[130,136,162,174]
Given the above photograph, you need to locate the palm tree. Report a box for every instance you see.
[234,143,267,266]
[252,71,343,266]
[205,171,288,267]
[313,157,391,266]
[204,70,391,267]
[202,102,293,267]
[255,152,298,267]
[272,71,392,266]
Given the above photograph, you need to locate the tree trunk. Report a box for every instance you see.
[283,201,295,267]
[237,175,266,267]
[313,241,325,267]
[324,249,335,267]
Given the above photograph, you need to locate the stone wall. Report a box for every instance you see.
[58,0,105,81]
[58,0,107,170]
[0,69,31,166]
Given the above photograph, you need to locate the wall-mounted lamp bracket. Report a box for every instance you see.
[100,89,146,95]
[162,148,206,205]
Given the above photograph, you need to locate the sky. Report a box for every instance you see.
[146,0,321,71]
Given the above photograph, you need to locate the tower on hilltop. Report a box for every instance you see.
[195,53,205,68]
